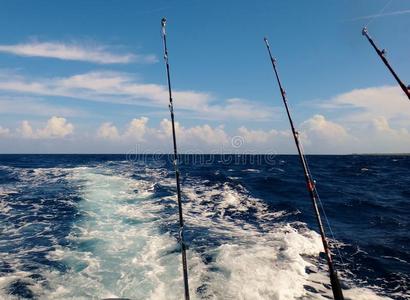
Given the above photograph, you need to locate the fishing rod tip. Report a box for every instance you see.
[161,17,167,26]
[362,27,368,36]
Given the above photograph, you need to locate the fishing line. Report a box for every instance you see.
[361,0,410,99]
[264,37,345,300]
[299,141,346,266]
[300,142,345,264]
[362,27,410,99]
[160,17,191,300]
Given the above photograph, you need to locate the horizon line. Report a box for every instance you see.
[0,153,409,156]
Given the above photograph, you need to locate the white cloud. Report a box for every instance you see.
[0,41,156,64]
[349,9,410,22]
[202,98,275,121]
[0,96,84,117]
[124,117,149,141]
[297,114,354,153]
[361,116,410,153]
[371,116,391,132]
[97,122,120,140]
[97,117,150,142]
[97,117,229,148]
[314,86,410,153]
[0,126,10,137]
[18,116,74,139]
[171,121,229,146]
[37,116,74,138]
[93,117,295,153]
[301,114,351,144]
[238,126,281,144]
[19,120,35,138]
[3,85,410,153]
[0,71,274,121]
[321,86,410,125]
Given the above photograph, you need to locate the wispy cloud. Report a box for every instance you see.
[0,96,85,117]
[0,71,275,121]
[349,9,410,22]
[0,41,157,64]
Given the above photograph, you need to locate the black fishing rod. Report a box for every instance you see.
[362,27,410,100]
[161,18,190,300]
[263,37,344,300]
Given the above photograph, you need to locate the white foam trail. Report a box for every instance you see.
[39,166,207,299]
[181,179,390,299]
[0,162,393,299]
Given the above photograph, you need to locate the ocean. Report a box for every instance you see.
[0,154,408,300]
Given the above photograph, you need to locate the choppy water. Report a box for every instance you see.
[0,154,408,299]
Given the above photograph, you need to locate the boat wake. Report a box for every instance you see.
[0,161,398,299]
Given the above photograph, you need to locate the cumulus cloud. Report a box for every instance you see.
[1,112,408,153]
[361,116,410,153]
[185,124,228,145]
[19,120,35,138]
[97,117,229,149]
[321,85,410,125]
[0,126,10,137]
[18,116,74,139]
[173,121,229,146]
[0,41,156,64]
[93,117,295,153]
[3,85,410,153]
[315,86,410,153]
[157,118,228,145]
[301,114,350,143]
[297,114,354,153]
[38,116,74,138]
[97,122,120,140]
[238,127,281,144]
[97,117,149,142]
[124,117,149,141]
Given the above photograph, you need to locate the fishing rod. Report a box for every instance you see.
[161,17,190,300]
[362,27,410,100]
[263,37,345,300]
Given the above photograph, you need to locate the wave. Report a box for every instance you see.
[0,161,397,299]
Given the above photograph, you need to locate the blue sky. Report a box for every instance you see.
[0,0,409,153]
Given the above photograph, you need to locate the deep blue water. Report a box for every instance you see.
[0,154,408,299]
